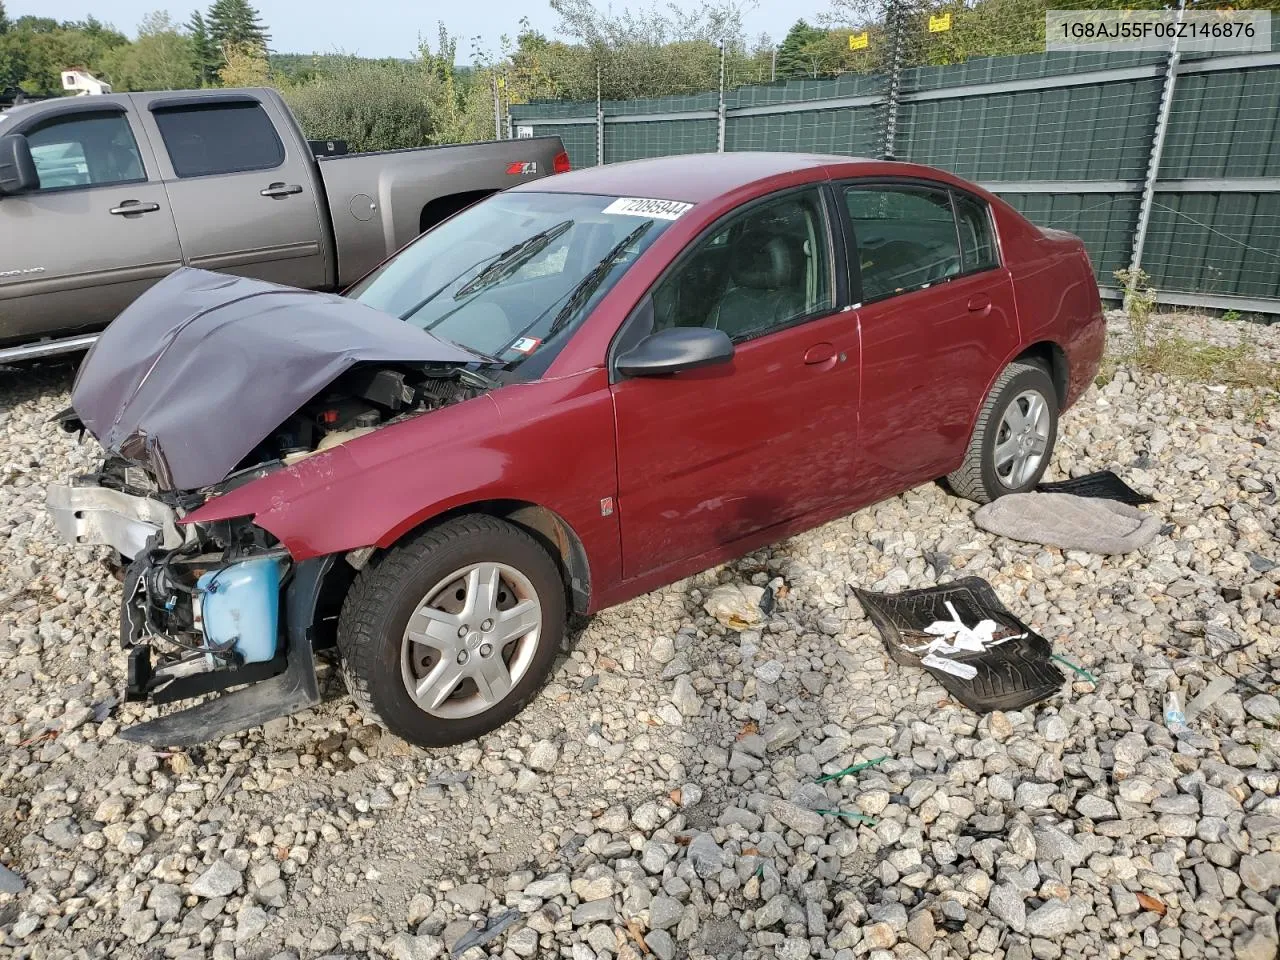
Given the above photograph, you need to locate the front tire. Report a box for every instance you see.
[337,515,566,748]
[948,360,1059,504]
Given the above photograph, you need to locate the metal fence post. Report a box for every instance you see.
[881,0,905,159]
[1127,0,1187,305]
[596,63,605,166]
[717,39,727,152]
[492,72,502,140]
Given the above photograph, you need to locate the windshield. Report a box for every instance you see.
[348,191,684,365]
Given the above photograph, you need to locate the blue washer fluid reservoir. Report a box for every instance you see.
[196,557,282,664]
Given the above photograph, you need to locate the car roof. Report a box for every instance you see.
[512,152,877,204]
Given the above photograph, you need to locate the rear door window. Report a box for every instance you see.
[844,184,961,302]
[152,101,284,178]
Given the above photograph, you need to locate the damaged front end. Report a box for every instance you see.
[46,268,500,745]
[48,458,334,747]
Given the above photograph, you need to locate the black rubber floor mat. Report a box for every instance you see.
[1036,470,1154,506]
[853,577,1064,713]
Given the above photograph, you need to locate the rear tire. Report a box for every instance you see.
[337,515,566,748]
[948,360,1059,504]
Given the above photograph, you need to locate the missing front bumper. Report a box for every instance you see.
[116,557,334,747]
[47,477,331,746]
[47,482,184,558]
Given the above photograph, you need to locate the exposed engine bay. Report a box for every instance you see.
[55,360,491,716]
[238,362,491,475]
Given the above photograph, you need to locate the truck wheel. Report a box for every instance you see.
[947,360,1059,504]
[337,515,566,748]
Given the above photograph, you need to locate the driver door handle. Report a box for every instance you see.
[804,342,837,366]
[109,201,161,216]
[260,182,303,198]
[967,294,992,312]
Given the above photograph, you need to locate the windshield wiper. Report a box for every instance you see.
[545,220,654,339]
[494,220,654,359]
[396,252,505,321]
[453,219,574,299]
[394,220,575,323]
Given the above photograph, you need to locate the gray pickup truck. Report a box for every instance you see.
[0,87,568,361]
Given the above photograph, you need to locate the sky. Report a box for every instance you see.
[15,0,820,60]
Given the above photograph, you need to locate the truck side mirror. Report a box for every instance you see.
[0,134,39,196]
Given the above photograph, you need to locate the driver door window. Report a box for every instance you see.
[27,112,146,191]
[651,188,833,342]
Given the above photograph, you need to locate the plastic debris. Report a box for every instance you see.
[1164,691,1188,735]
[907,600,1025,678]
[817,809,878,825]
[451,908,520,956]
[1185,675,1235,721]
[1051,654,1098,684]
[815,755,888,783]
[91,696,118,723]
[703,583,767,630]
[1136,892,1167,915]
[922,652,978,679]
[1036,469,1155,505]
[0,863,25,895]
[855,577,1064,713]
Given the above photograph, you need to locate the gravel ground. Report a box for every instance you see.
[1,311,1278,960]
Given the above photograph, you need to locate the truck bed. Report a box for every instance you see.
[317,136,569,288]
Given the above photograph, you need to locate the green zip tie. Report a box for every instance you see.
[1052,654,1098,684]
[815,755,888,783]
[817,809,878,826]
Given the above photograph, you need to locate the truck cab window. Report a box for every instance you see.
[26,112,145,190]
[153,102,285,178]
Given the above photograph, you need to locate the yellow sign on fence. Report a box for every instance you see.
[929,12,952,32]
[849,31,869,50]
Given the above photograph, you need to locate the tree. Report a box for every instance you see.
[550,0,751,48]
[0,2,9,34]
[0,16,128,96]
[282,57,442,151]
[775,19,828,77]
[102,12,199,91]
[207,0,269,56]
[187,9,218,84]
[420,22,458,86]
[217,41,268,86]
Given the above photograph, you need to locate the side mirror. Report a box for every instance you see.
[0,134,38,196]
[616,326,734,378]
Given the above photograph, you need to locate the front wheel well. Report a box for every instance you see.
[1014,341,1068,408]
[334,500,591,615]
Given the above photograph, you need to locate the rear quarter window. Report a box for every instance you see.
[953,192,1000,273]
[153,101,285,178]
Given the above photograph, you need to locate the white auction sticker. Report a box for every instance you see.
[602,197,693,220]
[510,336,541,354]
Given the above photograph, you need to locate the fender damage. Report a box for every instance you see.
[45,268,497,745]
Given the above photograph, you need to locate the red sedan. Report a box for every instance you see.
[50,152,1105,748]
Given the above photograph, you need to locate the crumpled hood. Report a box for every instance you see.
[72,268,479,491]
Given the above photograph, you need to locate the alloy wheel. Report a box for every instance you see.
[400,562,542,719]
[993,388,1050,489]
